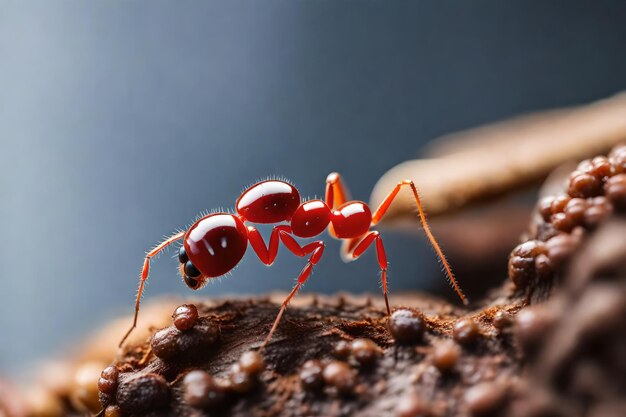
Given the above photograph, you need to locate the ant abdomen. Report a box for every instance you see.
[236,180,300,223]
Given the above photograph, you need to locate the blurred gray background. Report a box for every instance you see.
[1,1,626,375]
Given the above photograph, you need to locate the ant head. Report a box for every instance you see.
[179,263,207,290]
[177,213,248,288]
[291,199,331,238]
[178,249,207,290]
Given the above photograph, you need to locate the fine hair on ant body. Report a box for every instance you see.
[119,173,466,349]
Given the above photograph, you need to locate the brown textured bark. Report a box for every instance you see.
[4,240,624,417]
[94,213,622,417]
[111,292,521,417]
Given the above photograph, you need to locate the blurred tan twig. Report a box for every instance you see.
[370,93,626,223]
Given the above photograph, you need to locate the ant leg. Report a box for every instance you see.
[248,226,326,349]
[247,224,321,265]
[260,242,325,350]
[247,225,291,265]
[260,234,325,350]
[119,231,185,347]
[349,231,391,314]
[371,180,467,305]
[276,228,322,257]
[325,172,350,209]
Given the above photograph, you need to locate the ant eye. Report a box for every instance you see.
[184,261,201,278]
[183,275,199,289]
[178,246,188,264]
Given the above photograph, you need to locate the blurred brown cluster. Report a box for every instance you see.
[510,143,626,294]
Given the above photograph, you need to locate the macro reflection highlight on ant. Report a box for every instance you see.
[119,173,466,348]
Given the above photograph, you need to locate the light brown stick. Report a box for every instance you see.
[370,92,626,223]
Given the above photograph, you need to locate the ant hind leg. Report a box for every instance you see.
[349,231,391,314]
[371,180,467,305]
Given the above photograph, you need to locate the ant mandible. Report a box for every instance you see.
[119,173,466,348]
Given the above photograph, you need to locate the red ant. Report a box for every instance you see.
[119,173,466,348]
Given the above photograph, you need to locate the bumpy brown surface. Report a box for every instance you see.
[106,292,522,417]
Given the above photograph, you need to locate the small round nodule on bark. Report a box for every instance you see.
[432,340,460,372]
[100,365,119,381]
[563,197,587,224]
[545,234,579,268]
[515,307,554,351]
[388,309,426,344]
[568,172,602,198]
[508,240,546,288]
[333,340,351,359]
[299,360,325,391]
[577,157,613,180]
[493,311,513,331]
[534,254,554,279]
[151,319,220,360]
[350,338,381,366]
[551,212,575,232]
[605,174,626,209]
[104,405,122,417]
[322,361,356,395]
[550,195,571,214]
[453,318,480,345]
[238,351,265,376]
[116,374,170,415]
[590,156,613,179]
[464,382,507,416]
[182,370,225,409]
[97,365,119,395]
[150,327,179,360]
[584,197,613,228]
[229,364,255,394]
[172,304,199,331]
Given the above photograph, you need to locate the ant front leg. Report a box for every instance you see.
[260,232,325,350]
[348,231,391,315]
[119,231,186,347]
[372,180,467,305]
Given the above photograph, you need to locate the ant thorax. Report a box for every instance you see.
[291,200,331,238]
[236,180,300,224]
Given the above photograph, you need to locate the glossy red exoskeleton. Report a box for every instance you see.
[119,173,466,348]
